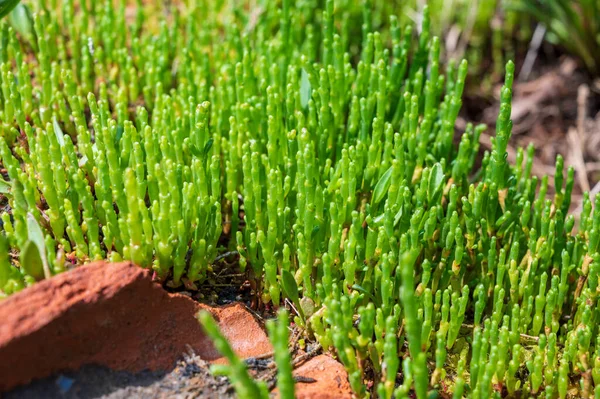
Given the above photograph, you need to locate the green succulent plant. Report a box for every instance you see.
[0,0,20,19]
[0,1,599,398]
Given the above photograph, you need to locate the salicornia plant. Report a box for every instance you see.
[197,308,294,399]
[197,310,270,399]
[0,0,599,398]
[266,309,295,399]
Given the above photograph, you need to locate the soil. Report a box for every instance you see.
[4,352,235,399]
[0,261,351,399]
[5,351,349,399]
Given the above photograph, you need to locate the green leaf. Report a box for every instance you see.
[66,188,78,211]
[202,138,214,157]
[0,0,20,19]
[190,145,202,157]
[310,224,320,239]
[0,177,10,194]
[394,206,404,227]
[281,269,299,305]
[19,240,44,281]
[12,179,27,209]
[372,213,385,225]
[209,364,230,376]
[281,269,305,320]
[78,155,88,168]
[0,23,8,63]
[8,3,33,42]
[26,213,50,279]
[191,138,214,159]
[26,213,45,252]
[52,117,65,147]
[351,284,376,302]
[427,163,444,203]
[372,166,393,205]
[300,68,311,109]
[299,296,316,318]
[114,125,124,147]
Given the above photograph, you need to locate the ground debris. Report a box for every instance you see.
[5,350,236,399]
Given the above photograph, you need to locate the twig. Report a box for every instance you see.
[519,333,539,344]
[445,25,460,57]
[294,376,317,383]
[583,162,600,172]
[214,251,239,262]
[288,325,303,352]
[249,351,274,360]
[243,303,266,321]
[285,298,301,319]
[455,0,480,60]
[518,24,546,82]
[209,284,240,287]
[577,84,589,141]
[215,273,245,279]
[291,344,322,368]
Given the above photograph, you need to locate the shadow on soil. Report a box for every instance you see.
[5,352,235,399]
